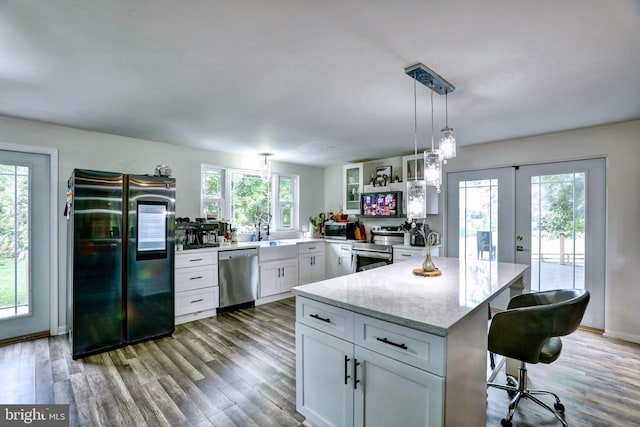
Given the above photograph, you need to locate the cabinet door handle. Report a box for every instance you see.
[309,313,331,323]
[189,276,203,280]
[278,267,281,278]
[308,246,316,250]
[281,267,284,277]
[338,256,341,265]
[376,336,408,350]
[190,298,204,304]
[189,258,203,262]
[344,355,351,385]
[401,254,411,257]
[353,358,361,389]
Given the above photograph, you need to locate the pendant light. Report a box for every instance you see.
[259,153,272,181]
[403,63,456,195]
[406,71,427,220]
[424,89,442,193]
[439,89,456,162]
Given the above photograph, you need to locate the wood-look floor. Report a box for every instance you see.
[1,297,639,426]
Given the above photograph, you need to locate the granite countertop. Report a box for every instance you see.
[292,257,529,336]
[175,237,326,253]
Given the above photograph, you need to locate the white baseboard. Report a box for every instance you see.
[54,325,68,336]
[256,292,294,305]
[603,329,640,345]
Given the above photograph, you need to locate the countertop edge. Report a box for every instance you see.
[292,288,448,336]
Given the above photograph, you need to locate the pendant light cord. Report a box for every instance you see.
[445,90,449,128]
[430,88,435,151]
[413,73,418,181]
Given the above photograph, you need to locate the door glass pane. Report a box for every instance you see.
[458,179,498,259]
[345,167,360,211]
[530,173,585,291]
[0,164,30,319]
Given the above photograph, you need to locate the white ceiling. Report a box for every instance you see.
[1,1,639,167]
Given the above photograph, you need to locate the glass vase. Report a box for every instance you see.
[422,247,436,272]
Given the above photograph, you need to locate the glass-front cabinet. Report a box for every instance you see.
[343,163,363,214]
[402,154,439,215]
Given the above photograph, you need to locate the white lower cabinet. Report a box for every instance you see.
[296,297,444,427]
[326,242,353,279]
[174,251,219,324]
[393,246,440,263]
[298,243,325,285]
[259,259,299,297]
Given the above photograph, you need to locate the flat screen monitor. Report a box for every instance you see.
[361,191,402,218]
[137,201,168,260]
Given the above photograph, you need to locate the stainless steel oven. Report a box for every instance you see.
[351,226,405,272]
[352,243,393,272]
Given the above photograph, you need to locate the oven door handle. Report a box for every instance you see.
[352,251,393,261]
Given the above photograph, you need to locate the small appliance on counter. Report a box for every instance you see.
[409,222,430,247]
[176,218,231,249]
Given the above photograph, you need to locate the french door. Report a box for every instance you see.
[447,159,605,329]
[0,150,51,341]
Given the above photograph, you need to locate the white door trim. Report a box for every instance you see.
[0,142,59,336]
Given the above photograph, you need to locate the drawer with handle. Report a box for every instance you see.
[297,243,324,255]
[175,287,218,316]
[296,297,354,341]
[175,252,217,269]
[354,313,445,375]
[175,266,216,292]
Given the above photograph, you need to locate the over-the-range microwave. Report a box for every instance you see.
[324,222,357,240]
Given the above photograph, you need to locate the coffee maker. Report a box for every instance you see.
[196,219,231,246]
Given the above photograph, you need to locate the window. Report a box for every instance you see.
[201,165,298,234]
[230,170,270,233]
[201,165,225,219]
[274,174,297,230]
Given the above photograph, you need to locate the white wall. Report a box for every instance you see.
[438,120,640,343]
[0,115,325,334]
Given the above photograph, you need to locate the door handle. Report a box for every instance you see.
[310,313,331,323]
[516,245,528,252]
[353,358,361,389]
[344,355,351,385]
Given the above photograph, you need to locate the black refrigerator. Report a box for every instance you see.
[66,169,176,359]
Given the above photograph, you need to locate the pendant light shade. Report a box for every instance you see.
[439,90,456,162]
[439,127,456,160]
[407,179,426,219]
[424,150,441,193]
[259,153,272,181]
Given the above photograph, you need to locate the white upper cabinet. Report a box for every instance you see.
[343,163,363,214]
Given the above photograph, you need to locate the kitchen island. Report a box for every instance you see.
[292,256,529,427]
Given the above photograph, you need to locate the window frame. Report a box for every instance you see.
[200,164,299,234]
[272,173,298,231]
[200,164,227,220]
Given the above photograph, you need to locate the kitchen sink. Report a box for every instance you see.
[258,241,297,261]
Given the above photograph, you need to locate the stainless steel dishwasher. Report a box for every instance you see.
[218,247,258,312]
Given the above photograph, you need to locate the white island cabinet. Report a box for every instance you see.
[293,257,528,427]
